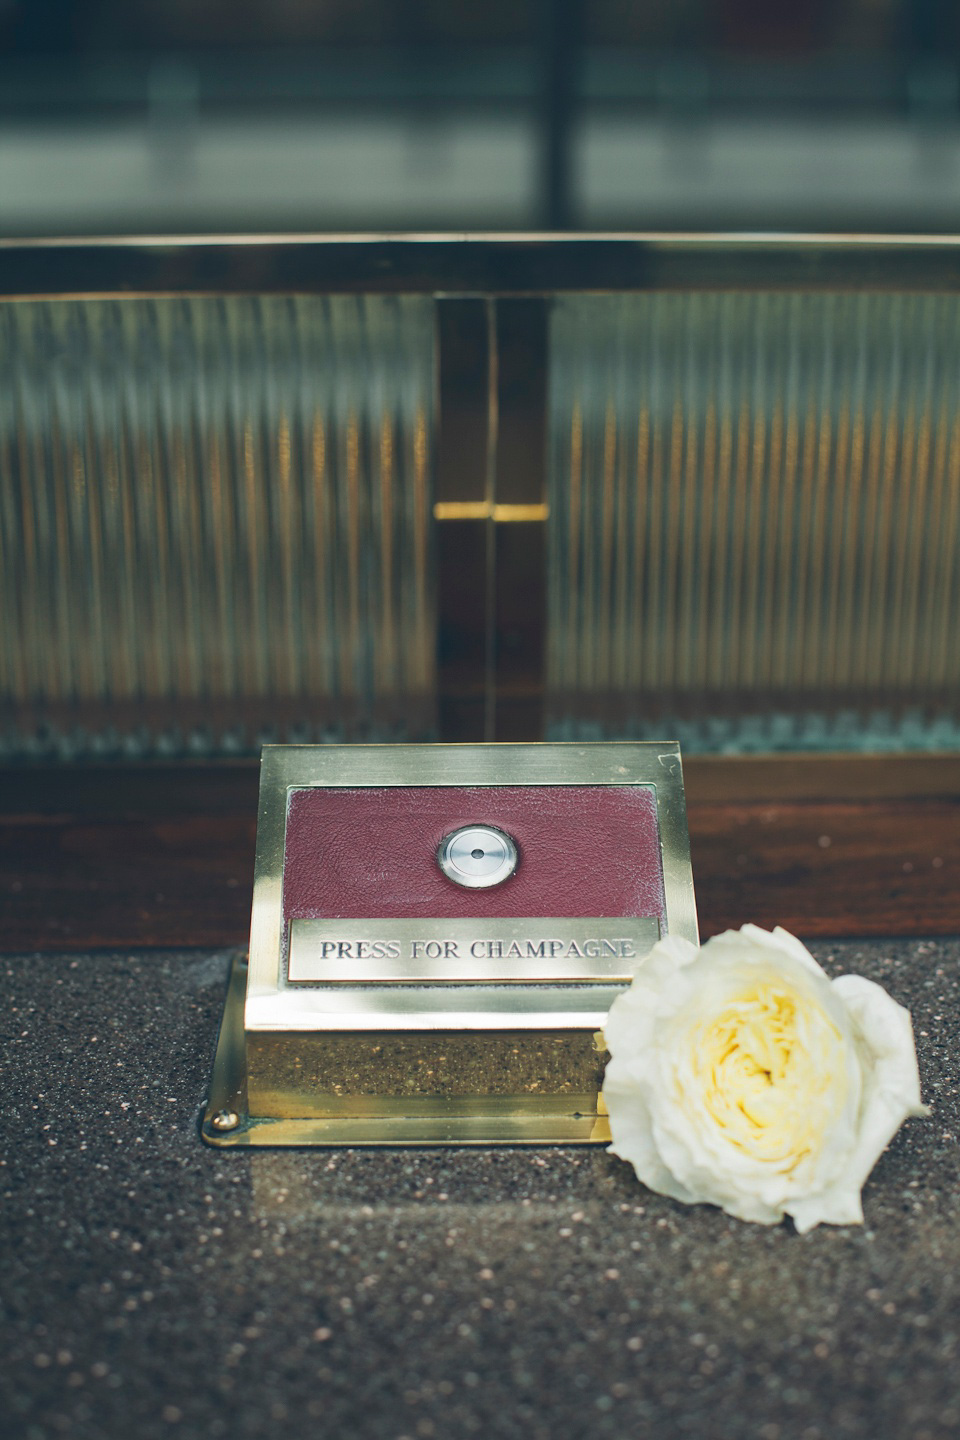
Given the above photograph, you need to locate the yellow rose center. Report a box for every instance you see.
[689,983,845,1168]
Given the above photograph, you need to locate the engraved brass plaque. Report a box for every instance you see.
[203,742,697,1148]
[287,917,660,984]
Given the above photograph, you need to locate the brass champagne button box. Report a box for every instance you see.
[202,742,697,1148]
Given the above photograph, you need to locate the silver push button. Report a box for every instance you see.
[437,825,518,889]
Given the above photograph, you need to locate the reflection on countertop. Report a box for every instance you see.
[2,941,958,1440]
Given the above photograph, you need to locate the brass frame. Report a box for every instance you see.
[203,952,619,1147]
[202,740,697,1147]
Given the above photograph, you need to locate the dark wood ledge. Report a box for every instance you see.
[0,757,957,952]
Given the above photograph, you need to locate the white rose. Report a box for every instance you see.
[601,925,928,1233]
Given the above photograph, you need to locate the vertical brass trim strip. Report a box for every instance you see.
[492,299,549,741]
[484,299,498,744]
[435,298,492,741]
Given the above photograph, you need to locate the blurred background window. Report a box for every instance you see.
[3,3,960,763]
[1,0,959,234]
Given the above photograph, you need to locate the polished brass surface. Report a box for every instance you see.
[260,980,627,1027]
[287,916,660,984]
[246,1029,606,1114]
[202,953,612,1147]
[202,949,248,1143]
[202,741,694,1146]
[434,502,550,522]
[246,742,697,1023]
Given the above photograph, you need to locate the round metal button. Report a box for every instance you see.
[437,824,518,889]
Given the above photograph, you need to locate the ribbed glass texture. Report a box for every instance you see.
[0,295,435,757]
[547,292,960,750]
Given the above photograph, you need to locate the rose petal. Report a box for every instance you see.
[601,926,928,1231]
[604,1057,698,1205]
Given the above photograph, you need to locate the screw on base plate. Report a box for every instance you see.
[211,1109,239,1131]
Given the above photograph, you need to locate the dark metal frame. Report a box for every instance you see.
[7,232,960,299]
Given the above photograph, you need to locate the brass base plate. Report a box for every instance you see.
[201,954,612,1148]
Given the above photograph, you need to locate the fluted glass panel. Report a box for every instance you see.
[547,292,960,750]
[0,295,435,757]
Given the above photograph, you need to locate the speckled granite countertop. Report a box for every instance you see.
[3,940,959,1440]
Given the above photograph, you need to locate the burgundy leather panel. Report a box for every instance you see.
[283,786,665,923]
